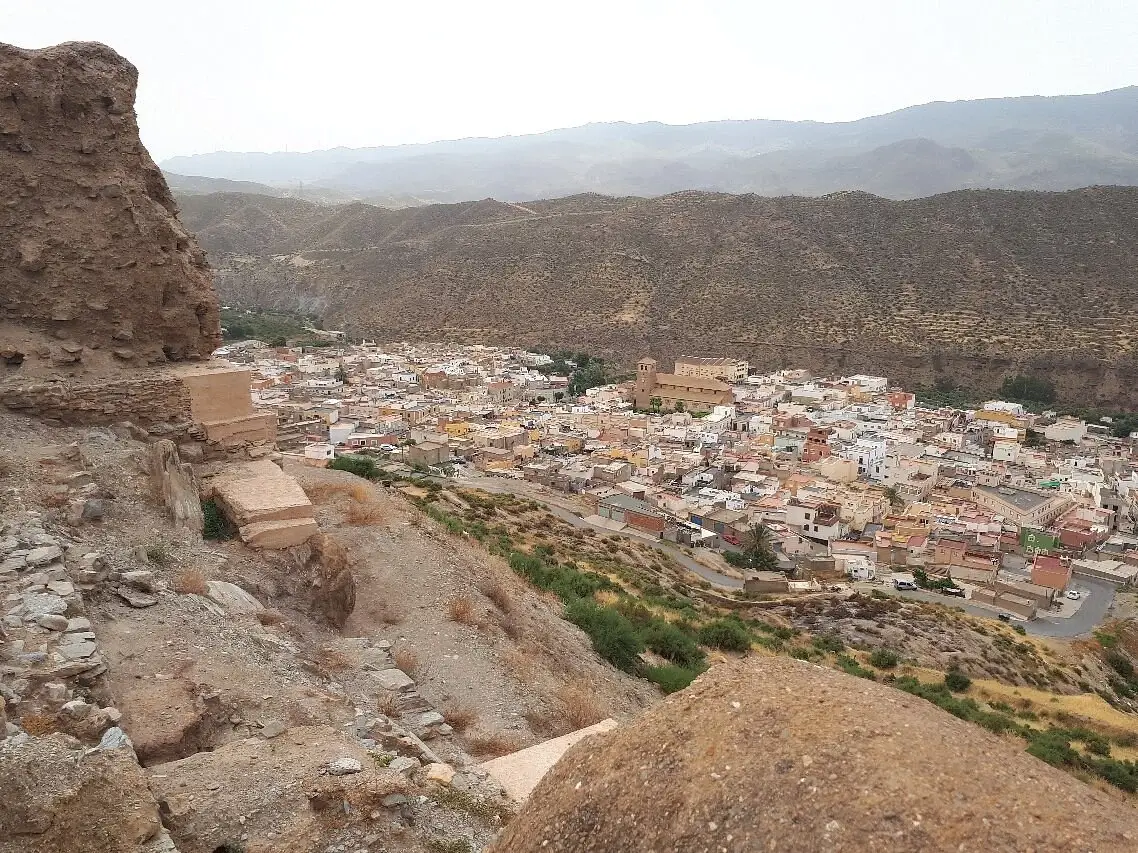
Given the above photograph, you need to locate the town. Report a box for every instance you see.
[219,333,1138,635]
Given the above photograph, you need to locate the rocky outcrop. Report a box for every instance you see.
[0,729,173,853]
[144,440,203,532]
[493,655,1138,853]
[0,41,220,378]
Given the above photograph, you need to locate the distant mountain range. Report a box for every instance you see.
[163,87,1138,204]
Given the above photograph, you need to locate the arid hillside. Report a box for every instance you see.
[180,187,1138,405]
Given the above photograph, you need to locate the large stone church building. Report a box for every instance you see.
[632,357,734,412]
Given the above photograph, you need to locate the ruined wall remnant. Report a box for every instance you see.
[0,41,221,377]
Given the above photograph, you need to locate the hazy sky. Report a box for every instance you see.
[5,0,1138,161]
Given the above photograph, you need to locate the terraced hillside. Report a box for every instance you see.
[179,187,1138,405]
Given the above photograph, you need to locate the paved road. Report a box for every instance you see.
[870,579,1116,638]
[1029,578,1116,638]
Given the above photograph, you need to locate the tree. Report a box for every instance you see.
[335,364,348,384]
[882,485,903,508]
[674,401,686,413]
[554,392,564,402]
[999,374,1056,404]
[741,523,773,555]
[650,396,662,413]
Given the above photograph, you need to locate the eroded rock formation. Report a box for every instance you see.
[493,655,1138,853]
[0,41,220,377]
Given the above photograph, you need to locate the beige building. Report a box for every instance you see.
[633,358,734,412]
[970,484,1071,529]
[674,356,749,383]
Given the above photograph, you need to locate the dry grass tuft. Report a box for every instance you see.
[313,646,353,673]
[257,608,285,626]
[557,683,606,730]
[393,646,420,674]
[523,707,557,737]
[376,601,406,625]
[479,578,513,612]
[497,612,525,640]
[376,690,400,717]
[467,733,524,758]
[448,595,477,625]
[345,500,384,526]
[173,568,209,596]
[502,647,538,682]
[443,704,478,733]
[303,481,374,504]
[21,714,58,736]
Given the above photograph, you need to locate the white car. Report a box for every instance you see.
[1066,590,1083,601]
[378,444,398,452]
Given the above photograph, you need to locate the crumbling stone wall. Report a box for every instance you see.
[0,373,193,426]
[0,41,220,377]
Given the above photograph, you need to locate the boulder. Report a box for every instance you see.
[205,581,263,615]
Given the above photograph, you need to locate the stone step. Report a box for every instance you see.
[238,518,318,549]
[199,413,276,446]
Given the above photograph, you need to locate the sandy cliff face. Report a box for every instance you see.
[0,41,220,377]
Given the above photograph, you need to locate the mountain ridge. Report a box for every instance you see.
[178,185,1138,406]
[162,87,1138,203]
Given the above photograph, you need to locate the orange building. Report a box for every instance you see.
[1031,553,1073,591]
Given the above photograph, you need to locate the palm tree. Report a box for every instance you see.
[883,486,903,508]
[741,523,774,555]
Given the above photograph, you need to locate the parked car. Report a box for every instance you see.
[997,613,1012,622]
[941,586,966,598]
[893,579,918,591]
[1066,590,1083,601]
[378,444,398,452]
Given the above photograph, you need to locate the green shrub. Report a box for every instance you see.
[1095,630,1120,648]
[508,551,613,602]
[564,599,644,672]
[640,621,704,668]
[811,632,846,654]
[868,649,899,669]
[201,498,234,541]
[1012,625,1027,635]
[944,671,972,692]
[329,454,378,479]
[753,634,784,651]
[696,618,753,652]
[1105,650,1135,679]
[1026,729,1080,767]
[644,663,705,694]
[836,654,876,680]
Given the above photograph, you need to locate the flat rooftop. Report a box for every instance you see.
[975,484,1053,513]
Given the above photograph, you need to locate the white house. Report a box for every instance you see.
[1045,417,1087,443]
[304,443,335,461]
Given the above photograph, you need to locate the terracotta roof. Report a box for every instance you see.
[653,373,732,391]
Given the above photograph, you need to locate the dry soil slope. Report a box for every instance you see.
[180,186,1138,405]
[492,654,1138,853]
